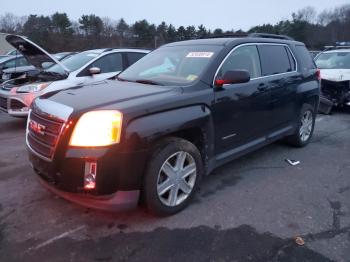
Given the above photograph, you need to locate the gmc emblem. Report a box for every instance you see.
[29,120,46,136]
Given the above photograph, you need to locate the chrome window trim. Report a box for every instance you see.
[212,43,298,86]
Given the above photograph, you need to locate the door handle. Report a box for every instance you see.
[257,83,267,92]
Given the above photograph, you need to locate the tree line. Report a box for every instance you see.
[0,4,349,53]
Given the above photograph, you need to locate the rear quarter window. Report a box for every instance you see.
[295,45,316,71]
[258,45,293,76]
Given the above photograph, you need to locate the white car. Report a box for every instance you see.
[315,48,350,113]
[0,35,149,117]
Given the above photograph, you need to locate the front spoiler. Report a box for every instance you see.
[38,177,140,211]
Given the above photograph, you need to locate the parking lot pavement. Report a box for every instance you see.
[0,110,349,262]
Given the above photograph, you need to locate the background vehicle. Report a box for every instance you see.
[309,50,320,58]
[6,49,18,56]
[315,47,350,114]
[0,55,30,75]
[26,34,320,216]
[1,52,77,83]
[0,34,149,117]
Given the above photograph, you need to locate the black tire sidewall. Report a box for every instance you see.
[143,137,203,216]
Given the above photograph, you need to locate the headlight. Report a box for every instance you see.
[69,110,123,147]
[16,82,51,93]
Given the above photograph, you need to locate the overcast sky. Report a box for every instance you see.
[2,0,349,30]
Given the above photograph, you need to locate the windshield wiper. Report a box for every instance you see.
[116,76,163,86]
[135,79,163,86]
[41,70,69,78]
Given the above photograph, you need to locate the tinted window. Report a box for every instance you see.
[90,53,123,73]
[218,45,261,79]
[295,45,316,71]
[286,47,296,71]
[127,52,147,66]
[258,45,292,76]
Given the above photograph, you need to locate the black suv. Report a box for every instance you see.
[27,34,319,216]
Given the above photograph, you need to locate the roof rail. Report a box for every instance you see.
[324,45,350,51]
[203,33,248,39]
[248,33,294,41]
[103,48,114,52]
[205,33,248,39]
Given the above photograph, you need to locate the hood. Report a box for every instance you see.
[5,34,69,73]
[42,80,180,112]
[320,69,350,82]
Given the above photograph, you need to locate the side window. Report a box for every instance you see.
[217,45,261,79]
[258,45,292,76]
[90,53,123,74]
[127,52,146,67]
[295,45,316,71]
[18,57,29,67]
[3,59,16,69]
[285,47,296,71]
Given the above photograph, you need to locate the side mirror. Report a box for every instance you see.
[215,70,250,87]
[89,67,101,76]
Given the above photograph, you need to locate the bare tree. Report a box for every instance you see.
[0,13,22,33]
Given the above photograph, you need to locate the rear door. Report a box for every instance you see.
[257,44,299,132]
[213,44,271,154]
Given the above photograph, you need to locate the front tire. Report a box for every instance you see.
[286,104,316,147]
[143,137,203,216]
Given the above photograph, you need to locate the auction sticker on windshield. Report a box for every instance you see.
[186,52,214,58]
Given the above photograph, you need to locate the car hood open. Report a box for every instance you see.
[320,69,350,82]
[5,34,69,73]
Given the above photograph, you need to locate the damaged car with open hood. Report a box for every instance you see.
[315,47,350,114]
[0,34,149,117]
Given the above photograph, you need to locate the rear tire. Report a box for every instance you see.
[143,137,203,216]
[286,104,316,147]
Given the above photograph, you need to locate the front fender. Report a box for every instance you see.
[123,105,215,166]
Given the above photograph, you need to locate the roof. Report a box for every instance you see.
[164,37,303,47]
[321,49,350,54]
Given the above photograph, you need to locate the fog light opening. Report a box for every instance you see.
[84,161,97,190]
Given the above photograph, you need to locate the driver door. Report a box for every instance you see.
[212,45,271,155]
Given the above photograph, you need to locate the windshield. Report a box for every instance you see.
[54,52,70,61]
[118,45,222,86]
[315,52,350,69]
[47,51,100,74]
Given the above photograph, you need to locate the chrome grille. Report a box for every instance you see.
[27,111,65,160]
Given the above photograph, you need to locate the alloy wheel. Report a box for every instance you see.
[299,110,313,142]
[157,151,197,207]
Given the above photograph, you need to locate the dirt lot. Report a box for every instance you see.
[0,109,349,262]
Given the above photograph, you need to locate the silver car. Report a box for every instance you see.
[0,35,149,117]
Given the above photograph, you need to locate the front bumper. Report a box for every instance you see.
[0,89,36,117]
[28,144,149,210]
[320,79,350,106]
[37,176,140,211]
